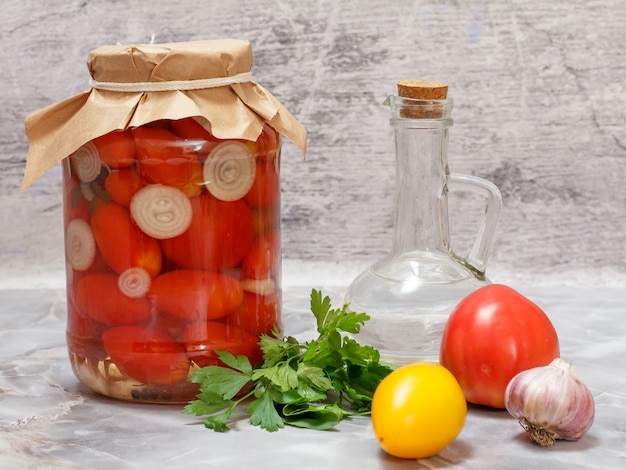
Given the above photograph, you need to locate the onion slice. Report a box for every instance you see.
[240,278,277,296]
[203,141,256,201]
[130,184,193,239]
[118,267,152,298]
[80,182,96,202]
[65,219,97,271]
[70,142,102,183]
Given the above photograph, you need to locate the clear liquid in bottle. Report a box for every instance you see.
[346,251,485,364]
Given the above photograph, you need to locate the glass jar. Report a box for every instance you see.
[22,39,306,403]
[63,120,282,402]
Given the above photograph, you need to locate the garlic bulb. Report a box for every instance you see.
[504,358,594,447]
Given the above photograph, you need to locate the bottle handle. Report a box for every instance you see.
[446,172,502,277]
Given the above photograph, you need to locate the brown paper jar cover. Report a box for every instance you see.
[21,38,307,190]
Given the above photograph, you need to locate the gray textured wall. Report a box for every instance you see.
[2,0,625,288]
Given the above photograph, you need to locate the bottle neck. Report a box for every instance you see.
[391,125,450,255]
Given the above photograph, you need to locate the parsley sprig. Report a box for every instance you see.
[182,289,394,432]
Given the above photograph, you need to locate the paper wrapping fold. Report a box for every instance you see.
[21,39,307,190]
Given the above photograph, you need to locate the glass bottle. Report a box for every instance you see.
[345,81,502,365]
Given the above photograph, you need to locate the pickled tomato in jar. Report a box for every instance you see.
[63,120,282,403]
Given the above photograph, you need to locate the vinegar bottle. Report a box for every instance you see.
[345,80,502,364]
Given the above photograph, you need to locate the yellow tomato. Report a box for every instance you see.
[371,362,467,459]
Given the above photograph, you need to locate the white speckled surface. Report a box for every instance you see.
[1,0,626,468]
[1,282,625,469]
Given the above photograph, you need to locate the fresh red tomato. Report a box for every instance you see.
[440,284,560,409]
[102,325,190,385]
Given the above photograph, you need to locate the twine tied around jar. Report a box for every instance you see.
[21,39,307,191]
[89,71,253,92]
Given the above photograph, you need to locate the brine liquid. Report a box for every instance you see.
[345,251,486,365]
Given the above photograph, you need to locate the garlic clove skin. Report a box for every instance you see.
[504,358,595,447]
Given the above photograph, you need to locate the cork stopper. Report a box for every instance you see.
[397,80,448,100]
[396,80,448,119]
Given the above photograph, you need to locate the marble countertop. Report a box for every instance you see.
[1,278,625,469]
[3,1,625,467]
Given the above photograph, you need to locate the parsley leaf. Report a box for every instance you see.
[182,289,394,432]
[248,391,285,432]
[190,365,251,400]
[280,402,345,430]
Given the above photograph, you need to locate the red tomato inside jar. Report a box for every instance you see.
[63,120,282,403]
